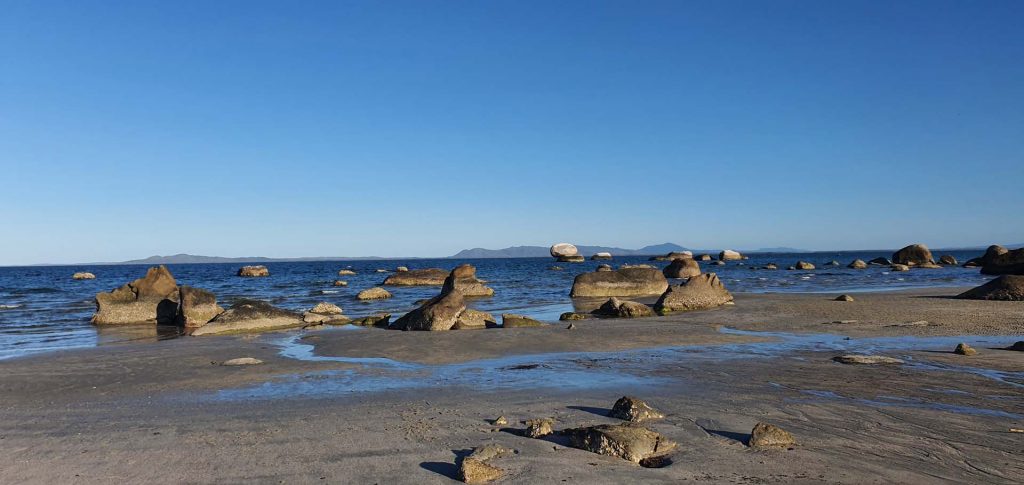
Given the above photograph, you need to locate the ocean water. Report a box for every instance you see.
[0,250,993,360]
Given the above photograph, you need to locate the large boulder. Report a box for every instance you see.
[981,247,1024,275]
[550,243,578,258]
[356,287,393,300]
[964,245,1008,268]
[957,275,1024,301]
[382,268,448,286]
[892,244,934,266]
[190,299,304,336]
[570,267,668,298]
[593,297,655,318]
[654,273,733,314]
[719,249,742,261]
[92,265,179,325]
[565,424,677,464]
[237,265,269,277]
[441,264,494,297]
[72,272,96,280]
[391,289,466,331]
[662,258,700,279]
[177,286,224,328]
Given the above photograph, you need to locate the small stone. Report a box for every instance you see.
[954,343,977,356]
[609,396,664,423]
[493,416,508,426]
[749,422,796,448]
[338,269,357,276]
[333,280,348,286]
[458,457,503,484]
[559,312,587,321]
[222,357,263,366]
[523,418,554,438]
[567,322,577,330]
[835,294,854,302]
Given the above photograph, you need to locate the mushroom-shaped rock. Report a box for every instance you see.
[719,249,742,261]
[177,285,224,328]
[892,244,934,266]
[391,289,465,331]
[570,267,668,298]
[981,247,1024,275]
[957,275,1024,301]
[72,272,96,280]
[663,257,701,279]
[356,287,393,300]
[382,268,448,286]
[654,273,733,314]
[794,261,815,270]
[848,259,867,269]
[502,313,545,328]
[92,265,179,325]
[609,396,664,423]
[441,264,494,297]
[550,243,578,258]
[591,252,613,260]
[749,422,796,448]
[237,265,269,277]
[593,297,655,318]
[190,299,304,336]
[565,424,677,464]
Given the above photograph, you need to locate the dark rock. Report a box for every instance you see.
[557,255,585,263]
[593,297,655,318]
[570,267,668,298]
[835,294,854,302]
[92,265,179,325]
[609,396,664,423]
[596,264,613,272]
[938,255,958,266]
[654,273,733,314]
[350,313,391,328]
[981,247,1024,275]
[1007,341,1024,351]
[391,289,466,331]
[892,244,934,266]
[957,275,1024,301]
[868,257,892,266]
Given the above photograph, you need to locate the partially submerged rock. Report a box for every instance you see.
[749,422,796,448]
[794,261,815,270]
[178,285,225,328]
[892,243,934,266]
[868,257,892,266]
[382,268,448,286]
[72,272,96,280]
[502,313,544,328]
[570,267,668,298]
[356,287,393,300]
[719,249,742,261]
[522,418,554,438]
[591,252,613,260]
[593,297,654,318]
[237,265,269,277]
[890,264,910,272]
[609,396,664,423]
[848,259,867,269]
[565,424,677,464]
[337,269,357,276]
[954,343,977,356]
[333,280,348,286]
[350,313,391,328]
[939,255,958,266]
[92,265,180,325]
[654,273,733,314]
[441,264,494,297]
[662,257,701,279]
[957,275,1024,301]
[191,300,304,336]
[832,355,904,365]
[557,255,585,263]
[650,251,693,261]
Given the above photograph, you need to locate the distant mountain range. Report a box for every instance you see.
[112,254,393,265]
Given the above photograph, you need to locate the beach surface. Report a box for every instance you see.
[1,288,1022,484]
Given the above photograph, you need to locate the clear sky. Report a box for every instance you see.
[2,1,1022,264]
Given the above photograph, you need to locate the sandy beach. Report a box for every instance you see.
[1,288,1022,484]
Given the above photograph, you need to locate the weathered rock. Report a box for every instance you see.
[309,302,343,315]
[337,269,357,276]
[591,252,613,260]
[356,287,393,300]
[565,424,677,464]
[749,422,796,448]
[396,266,409,272]
[302,302,349,325]
[954,343,977,356]
[719,250,742,261]
[827,260,840,266]
[557,255,585,263]
[848,259,867,269]
[441,264,494,297]
[654,273,733,313]
[649,251,693,261]
[72,272,96,280]
[350,313,391,328]
[333,280,348,286]
[763,263,778,270]
[559,312,588,321]
[177,285,224,328]
[191,299,304,336]
[981,247,1024,275]
[222,357,263,366]
[458,457,503,484]
[493,416,509,426]
[609,396,664,423]
[620,264,656,269]
[835,294,854,302]
[502,314,544,328]
[696,254,713,261]
[892,244,934,266]
[392,290,465,331]
[92,265,179,325]
[938,255,958,266]
[832,355,904,365]
[890,264,910,272]
[523,418,554,438]
[570,267,668,298]
[596,264,613,272]
[237,265,269,277]
[566,322,577,330]
[794,261,815,270]
[869,257,892,266]
[593,297,655,318]
[453,309,497,330]
[382,268,448,286]
[663,257,701,279]
[375,269,389,273]
[958,275,1024,300]
[550,243,578,258]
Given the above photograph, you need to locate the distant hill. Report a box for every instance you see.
[449,243,688,259]
[114,253,391,265]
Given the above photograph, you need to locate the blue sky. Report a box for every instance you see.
[1,1,1022,264]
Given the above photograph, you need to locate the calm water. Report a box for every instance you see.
[0,250,993,360]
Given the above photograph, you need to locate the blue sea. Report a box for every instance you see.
[0,250,993,360]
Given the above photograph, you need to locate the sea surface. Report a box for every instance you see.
[0,250,994,360]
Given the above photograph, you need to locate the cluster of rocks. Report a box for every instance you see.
[92,265,202,326]
[391,265,526,331]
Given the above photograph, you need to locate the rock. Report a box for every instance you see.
[570,267,668,298]
[356,287,393,300]
[72,272,96,280]
[441,264,494,297]
[749,422,796,448]
[834,294,854,302]
[848,259,867,269]
[1008,341,1024,351]
[548,266,564,271]
[713,261,726,266]
[493,416,509,426]
[591,252,613,260]
[892,244,934,266]
[649,251,693,261]
[191,300,304,336]
[567,322,577,329]
[954,343,977,356]
[382,268,448,286]
[392,290,465,331]
[333,280,348,286]
[868,257,892,266]
[454,309,497,330]
[337,269,357,276]
[719,250,742,261]
[559,312,588,321]
[177,285,224,328]
[396,266,409,272]
[890,264,910,272]
[596,264,613,272]
[237,265,269,277]
[832,355,904,365]
[663,257,701,279]
[593,297,655,318]
[965,245,1007,268]
[827,260,840,266]
[350,313,391,328]
[696,254,713,261]
[565,424,677,464]
[620,263,655,269]
[523,418,554,438]
[458,457,503,484]
[302,302,349,325]
[654,273,733,313]
[375,269,389,273]
[557,255,585,263]
[221,357,263,366]
[550,243,578,258]
[502,313,545,328]
[794,261,815,270]
[959,275,1024,301]
[939,255,958,266]
[917,261,942,269]
[981,247,1024,275]
[92,265,179,325]
[763,263,778,270]
[466,443,514,462]
[609,396,664,423]
[309,302,343,315]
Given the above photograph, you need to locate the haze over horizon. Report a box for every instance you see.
[2,1,1022,266]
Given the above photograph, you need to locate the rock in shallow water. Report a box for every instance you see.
[92,265,180,325]
[237,265,269,277]
[178,285,224,328]
[72,272,96,280]
[848,259,867,269]
[502,313,545,328]
[892,243,934,266]
[570,267,668,298]
[356,287,393,300]
[190,300,304,336]
[442,264,494,297]
[382,268,448,286]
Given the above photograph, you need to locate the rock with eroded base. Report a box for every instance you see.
[654,273,733,314]
[609,396,664,423]
[570,267,668,298]
[191,300,304,336]
[92,265,180,325]
[749,422,796,448]
[565,424,677,464]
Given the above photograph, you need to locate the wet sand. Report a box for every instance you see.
[1,288,1022,483]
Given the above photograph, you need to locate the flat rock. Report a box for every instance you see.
[832,354,904,365]
[565,424,677,464]
[890,264,910,272]
[570,267,668,298]
[392,289,465,331]
[350,313,391,328]
[453,308,497,330]
[222,357,263,366]
[559,312,588,321]
[609,396,664,423]
[502,313,544,328]
[337,269,357,276]
[591,252,613,260]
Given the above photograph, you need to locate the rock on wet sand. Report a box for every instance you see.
[832,355,904,365]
